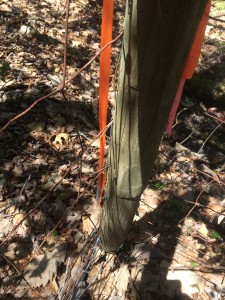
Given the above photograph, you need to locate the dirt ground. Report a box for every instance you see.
[0,1,225,299]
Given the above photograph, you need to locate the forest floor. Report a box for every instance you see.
[1,0,225,299]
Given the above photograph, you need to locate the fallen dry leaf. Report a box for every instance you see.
[51,133,69,150]
[24,243,66,288]
[82,198,101,234]
[198,223,208,238]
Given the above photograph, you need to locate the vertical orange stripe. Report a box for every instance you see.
[98,0,114,204]
[183,0,211,79]
[167,0,211,136]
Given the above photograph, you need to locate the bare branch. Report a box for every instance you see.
[0,31,123,136]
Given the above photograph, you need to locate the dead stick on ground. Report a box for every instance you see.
[184,199,225,217]
[25,217,63,265]
[1,253,21,275]
[179,180,213,224]
[198,123,222,153]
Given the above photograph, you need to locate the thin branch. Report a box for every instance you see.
[209,15,225,23]
[64,32,123,86]
[197,169,225,187]
[204,112,225,125]
[26,217,63,265]
[1,253,21,275]
[62,0,70,89]
[17,174,31,203]
[178,188,206,224]
[180,131,194,145]
[198,122,222,153]
[159,150,225,187]
[0,89,59,136]
[176,236,210,260]
[184,199,225,217]
[0,31,123,136]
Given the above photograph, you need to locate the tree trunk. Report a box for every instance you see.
[100,0,208,252]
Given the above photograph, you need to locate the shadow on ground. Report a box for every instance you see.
[126,199,191,300]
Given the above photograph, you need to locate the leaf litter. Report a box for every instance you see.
[1,0,225,299]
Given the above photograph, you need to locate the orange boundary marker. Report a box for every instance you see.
[97,0,114,204]
[98,0,211,198]
[166,0,211,136]
[183,0,211,79]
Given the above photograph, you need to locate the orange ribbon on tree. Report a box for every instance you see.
[166,0,211,136]
[97,0,114,204]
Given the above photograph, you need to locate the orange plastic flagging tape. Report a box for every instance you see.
[97,0,114,204]
[166,0,211,136]
[183,0,211,79]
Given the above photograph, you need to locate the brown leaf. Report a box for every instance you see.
[24,243,66,288]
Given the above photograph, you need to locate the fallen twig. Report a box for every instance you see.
[0,31,123,136]
[204,112,225,125]
[179,187,208,224]
[0,253,21,275]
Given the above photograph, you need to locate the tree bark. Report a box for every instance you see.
[100,0,208,252]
